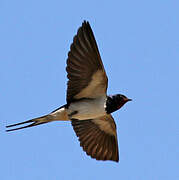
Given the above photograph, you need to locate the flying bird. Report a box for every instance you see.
[6,21,131,162]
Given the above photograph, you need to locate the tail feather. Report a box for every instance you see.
[6,115,51,132]
[6,106,69,132]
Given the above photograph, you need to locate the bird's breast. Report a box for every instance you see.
[67,96,107,120]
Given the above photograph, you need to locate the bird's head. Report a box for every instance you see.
[106,94,132,114]
[113,94,132,110]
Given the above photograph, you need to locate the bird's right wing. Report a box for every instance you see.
[71,114,119,162]
[66,21,108,104]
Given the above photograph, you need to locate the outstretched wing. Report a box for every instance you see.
[71,114,119,162]
[66,21,108,104]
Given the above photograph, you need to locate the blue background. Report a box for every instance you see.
[1,0,178,179]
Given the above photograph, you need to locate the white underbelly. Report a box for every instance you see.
[67,96,107,120]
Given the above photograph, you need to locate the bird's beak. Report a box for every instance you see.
[127,98,132,102]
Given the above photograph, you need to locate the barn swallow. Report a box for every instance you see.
[6,21,131,162]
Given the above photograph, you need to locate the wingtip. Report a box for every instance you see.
[82,20,90,27]
[83,20,88,23]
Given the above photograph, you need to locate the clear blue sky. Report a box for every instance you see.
[1,0,178,179]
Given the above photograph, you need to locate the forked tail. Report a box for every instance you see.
[6,115,52,132]
[6,105,69,132]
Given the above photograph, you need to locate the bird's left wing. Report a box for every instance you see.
[71,114,119,162]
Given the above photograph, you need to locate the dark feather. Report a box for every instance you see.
[71,115,119,162]
[66,21,108,103]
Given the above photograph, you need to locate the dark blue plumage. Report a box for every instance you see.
[105,94,132,114]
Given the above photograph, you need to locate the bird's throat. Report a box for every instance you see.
[105,96,119,114]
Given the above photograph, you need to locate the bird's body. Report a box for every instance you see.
[67,96,107,120]
[6,21,131,162]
